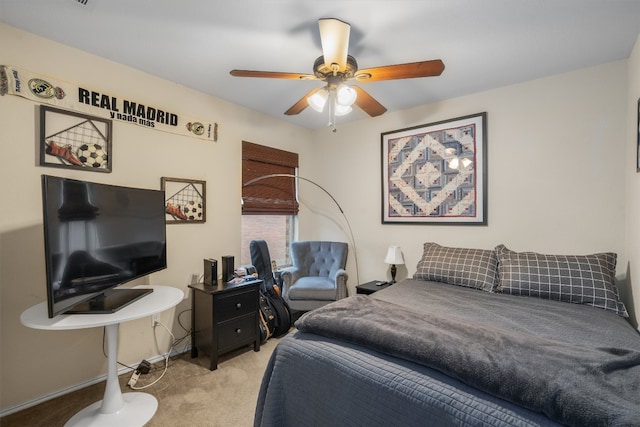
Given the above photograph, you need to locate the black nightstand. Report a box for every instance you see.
[356,280,393,295]
[189,278,261,370]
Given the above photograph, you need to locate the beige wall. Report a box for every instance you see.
[625,34,640,327]
[0,21,637,414]
[0,24,313,412]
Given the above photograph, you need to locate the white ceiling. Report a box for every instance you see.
[2,0,640,130]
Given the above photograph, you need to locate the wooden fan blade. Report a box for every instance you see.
[355,59,445,82]
[230,70,316,80]
[318,18,350,72]
[352,86,387,117]
[284,87,323,115]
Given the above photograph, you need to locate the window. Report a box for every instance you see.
[241,141,298,267]
[241,215,295,267]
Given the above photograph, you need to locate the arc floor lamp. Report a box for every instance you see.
[243,173,360,286]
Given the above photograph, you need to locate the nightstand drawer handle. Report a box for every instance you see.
[236,303,242,309]
[235,328,242,335]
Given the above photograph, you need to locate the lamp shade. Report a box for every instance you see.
[384,246,404,265]
[307,88,329,112]
[334,104,352,116]
[336,84,357,106]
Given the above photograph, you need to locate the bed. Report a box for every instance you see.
[254,243,640,426]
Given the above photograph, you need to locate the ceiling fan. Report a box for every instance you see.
[230,18,445,127]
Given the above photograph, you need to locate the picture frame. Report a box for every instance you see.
[381,112,487,225]
[40,105,112,173]
[161,177,206,224]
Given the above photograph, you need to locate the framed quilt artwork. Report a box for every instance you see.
[381,112,487,225]
[40,105,112,173]
[161,177,206,224]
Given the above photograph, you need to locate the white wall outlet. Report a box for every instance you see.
[152,313,160,327]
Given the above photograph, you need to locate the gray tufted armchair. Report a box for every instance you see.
[281,241,348,312]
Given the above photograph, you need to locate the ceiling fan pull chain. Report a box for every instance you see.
[328,90,336,129]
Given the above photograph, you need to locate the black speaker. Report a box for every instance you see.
[221,255,234,282]
[203,258,217,286]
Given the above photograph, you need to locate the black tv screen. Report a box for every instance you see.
[41,175,167,318]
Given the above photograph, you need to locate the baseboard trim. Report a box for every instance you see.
[0,346,190,417]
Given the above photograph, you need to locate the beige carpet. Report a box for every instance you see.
[1,337,280,427]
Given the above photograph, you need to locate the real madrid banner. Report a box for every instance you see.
[0,65,218,142]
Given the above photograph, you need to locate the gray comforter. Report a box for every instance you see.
[295,280,640,426]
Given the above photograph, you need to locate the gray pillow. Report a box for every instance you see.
[414,242,498,291]
[495,244,628,317]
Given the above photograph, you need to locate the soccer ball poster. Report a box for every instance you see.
[39,105,112,173]
[161,177,206,224]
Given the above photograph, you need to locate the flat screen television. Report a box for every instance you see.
[41,175,167,318]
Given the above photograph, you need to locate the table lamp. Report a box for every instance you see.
[384,246,404,283]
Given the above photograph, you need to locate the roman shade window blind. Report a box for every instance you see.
[242,141,299,215]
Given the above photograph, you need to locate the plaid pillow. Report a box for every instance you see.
[414,242,498,291]
[495,244,628,317]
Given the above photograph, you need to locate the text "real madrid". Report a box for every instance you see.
[78,87,178,126]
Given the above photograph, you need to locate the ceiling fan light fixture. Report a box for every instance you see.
[230,17,445,126]
[307,88,329,112]
[336,84,357,107]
